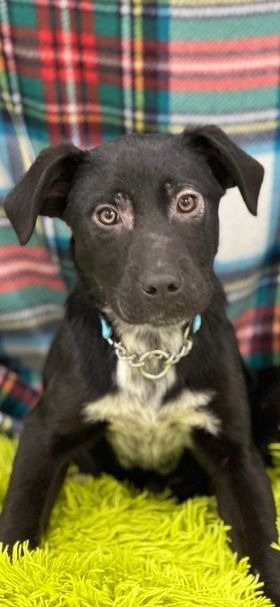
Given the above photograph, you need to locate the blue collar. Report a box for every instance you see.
[99,313,202,380]
[100,316,113,341]
[100,314,202,342]
[192,314,202,334]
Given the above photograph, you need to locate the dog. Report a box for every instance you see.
[1,125,280,605]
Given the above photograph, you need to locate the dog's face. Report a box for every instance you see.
[4,126,264,326]
[67,135,223,324]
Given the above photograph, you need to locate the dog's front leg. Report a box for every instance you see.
[194,432,280,605]
[0,404,68,551]
[0,401,104,551]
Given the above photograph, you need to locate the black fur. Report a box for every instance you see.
[1,126,280,605]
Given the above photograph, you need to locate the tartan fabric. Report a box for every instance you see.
[0,0,280,420]
[0,364,39,419]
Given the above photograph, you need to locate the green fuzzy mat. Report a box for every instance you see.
[0,437,280,606]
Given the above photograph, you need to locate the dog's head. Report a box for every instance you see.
[5,126,263,325]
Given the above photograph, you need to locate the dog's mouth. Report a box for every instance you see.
[123,311,189,327]
[104,300,192,328]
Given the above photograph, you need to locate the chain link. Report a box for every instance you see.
[109,324,193,380]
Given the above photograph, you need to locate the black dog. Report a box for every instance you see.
[1,126,280,604]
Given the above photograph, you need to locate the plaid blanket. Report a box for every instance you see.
[0,0,280,426]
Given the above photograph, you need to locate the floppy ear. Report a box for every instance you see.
[183,125,264,215]
[4,143,85,244]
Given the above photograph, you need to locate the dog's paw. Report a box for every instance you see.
[0,523,38,556]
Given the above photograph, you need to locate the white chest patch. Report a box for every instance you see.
[83,322,220,474]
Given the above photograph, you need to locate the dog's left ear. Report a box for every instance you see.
[4,143,85,244]
[183,125,264,215]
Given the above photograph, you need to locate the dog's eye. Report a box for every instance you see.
[96,206,120,226]
[177,193,198,214]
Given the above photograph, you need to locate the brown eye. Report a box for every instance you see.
[96,206,120,226]
[177,192,198,213]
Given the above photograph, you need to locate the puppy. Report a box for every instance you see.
[1,126,280,605]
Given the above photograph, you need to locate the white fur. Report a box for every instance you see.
[114,320,183,404]
[83,321,220,474]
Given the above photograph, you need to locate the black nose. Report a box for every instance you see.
[141,272,182,299]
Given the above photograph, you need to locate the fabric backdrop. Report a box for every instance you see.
[0,0,280,421]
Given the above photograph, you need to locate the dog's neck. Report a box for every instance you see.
[100,308,200,381]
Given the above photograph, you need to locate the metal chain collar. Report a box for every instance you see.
[107,324,193,381]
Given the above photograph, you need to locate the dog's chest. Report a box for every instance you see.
[84,325,219,474]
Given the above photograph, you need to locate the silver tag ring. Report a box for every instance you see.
[140,362,172,381]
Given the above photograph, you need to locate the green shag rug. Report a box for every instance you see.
[0,437,280,606]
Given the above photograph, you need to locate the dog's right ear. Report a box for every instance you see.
[4,143,85,244]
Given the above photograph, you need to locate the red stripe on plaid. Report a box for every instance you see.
[13,27,102,49]
[93,73,279,92]
[233,307,275,328]
[99,35,280,56]
[0,246,59,259]
[0,365,40,409]
[233,307,276,356]
[112,37,280,57]
[0,261,61,278]
[39,112,102,124]
[237,325,274,343]
[240,341,275,356]
[164,35,280,54]
[38,29,99,46]
[39,66,98,84]
[169,74,279,92]
[1,276,65,292]
[8,380,39,406]
[10,28,280,54]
